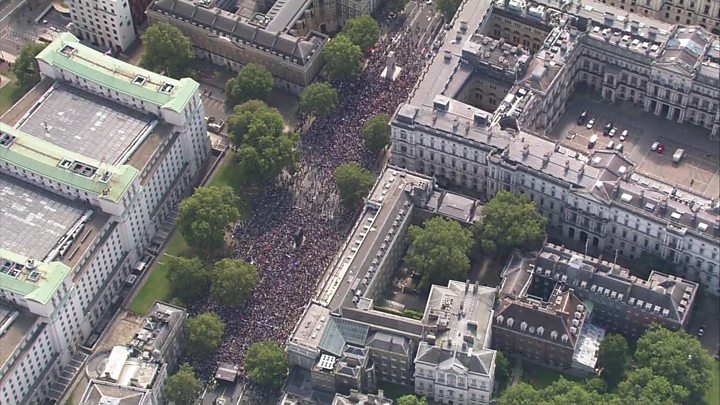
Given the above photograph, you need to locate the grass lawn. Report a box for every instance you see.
[377,381,414,400]
[0,74,26,115]
[127,152,247,314]
[705,361,720,405]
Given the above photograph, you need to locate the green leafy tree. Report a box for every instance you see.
[323,35,363,81]
[631,252,676,279]
[12,43,46,88]
[387,0,408,13]
[476,191,547,253]
[495,351,511,388]
[227,101,297,182]
[140,22,194,78]
[245,341,288,389]
[211,258,257,307]
[435,0,462,19]
[498,382,541,405]
[598,334,630,387]
[634,325,713,402]
[225,63,274,106]
[177,186,240,254]
[164,363,203,405]
[333,162,375,208]
[166,256,210,304]
[406,217,473,291]
[396,395,427,405]
[607,368,689,405]
[363,113,391,153]
[583,377,607,395]
[342,16,381,51]
[541,378,604,405]
[185,312,225,359]
[300,82,338,117]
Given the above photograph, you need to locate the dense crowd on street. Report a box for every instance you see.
[186,12,439,398]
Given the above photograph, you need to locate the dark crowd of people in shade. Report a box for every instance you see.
[186,10,440,401]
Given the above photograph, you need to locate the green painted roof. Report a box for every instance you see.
[0,123,138,203]
[36,32,198,114]
[0,249,71,305]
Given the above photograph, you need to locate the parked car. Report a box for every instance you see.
[586,118,596,130]
[577,110,588,125]
[608,127,617,137]
[673,148,685,163]
[619,129,628,141]
[606,140,615,150]
[615,143,624,152]
[588,134,598,148]
[698,325,705,337]
[126,274,138,286]
[657,143,665,153]
[651,141,660,151]
[603,122,613,135]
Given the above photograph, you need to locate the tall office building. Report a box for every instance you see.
[0,33,210,404]
[69,0,137,52]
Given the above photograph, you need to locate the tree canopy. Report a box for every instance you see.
[165,256,210,304]
[396,395,428,405]
[227,101,297,183]
[140,22,194,78]
[475,191,547,253]
[362,113,391,154]
[334,162,376,208]
[300,82,338,117]
[225,63,274,106]
[631,252,676,279]
[185,312,225,359]
[608,368,689,405]
[177,185,240,254]
[12,43,46,88]
[499,378,603,405]
[323,35,363,81]
[245,341,288,389]
[211,258,258,307]
[435,0,462,19]
[634,325,713,402]
[387,0,408,13]
[164,363,203,405]
[342,16,381,51]
[598,334,629,387]
[406,217,473,291]
[495,351,511,389]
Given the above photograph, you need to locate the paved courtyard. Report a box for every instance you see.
[549,93,720,199]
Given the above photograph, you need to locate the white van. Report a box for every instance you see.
[672,148,685,163]
[588,134,598,148]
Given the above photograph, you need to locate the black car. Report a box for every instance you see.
[603,122,614,135]
[577,110,588,125]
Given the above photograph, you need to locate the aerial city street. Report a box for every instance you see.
[0,0,718,404]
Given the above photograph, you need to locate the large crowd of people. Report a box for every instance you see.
[187,9,441,398]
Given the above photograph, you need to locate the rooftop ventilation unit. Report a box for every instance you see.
[0,132,16,147]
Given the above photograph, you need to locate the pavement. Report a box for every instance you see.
[549,92,720,199]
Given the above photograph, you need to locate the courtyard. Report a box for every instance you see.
[549,92,720,199]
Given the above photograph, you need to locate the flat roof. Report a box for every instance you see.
[0,305,38,374]
[0,175,85,260]
[17,84,154,165]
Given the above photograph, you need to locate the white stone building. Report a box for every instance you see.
[0,33,209,404]
[69,0,137,52]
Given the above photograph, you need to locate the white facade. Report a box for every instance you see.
[0,34,209,404]
[69,0,136,52]
[414,354,495,405]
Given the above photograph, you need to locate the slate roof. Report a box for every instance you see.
[366,331,409,355]
[415,343,495,376]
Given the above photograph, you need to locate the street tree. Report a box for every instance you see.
[164,363,203,405]
[227,101,297,182]
[362,113,391,154]
[12,43,46,88]
[225,63,274,106]
[140,22,194,78]
[631,252,676,279]
[166,256,210,304]
[177,186,240,254]
[396,395,427,405]
[300,82,338,117]
[245,341,288,389]
[387,0,408,13]
[211,258,257,307]
[475,191,547,253]
[406,217,473,291]
[342,16,381,51]
[608,368,689,405]
[494,351,511,389]
[634,325,713,402]
[323,35,363,81]
[185,312,225,359]
[498,382,541,405]
[435,0,462,19]
[597,334,630,387]
[334,162,375,208]
[541,378,604,405]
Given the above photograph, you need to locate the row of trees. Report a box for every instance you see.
[499,325,714,405]
[323,16,380,81]
[165,256,257,307]
[406,191,547,290]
